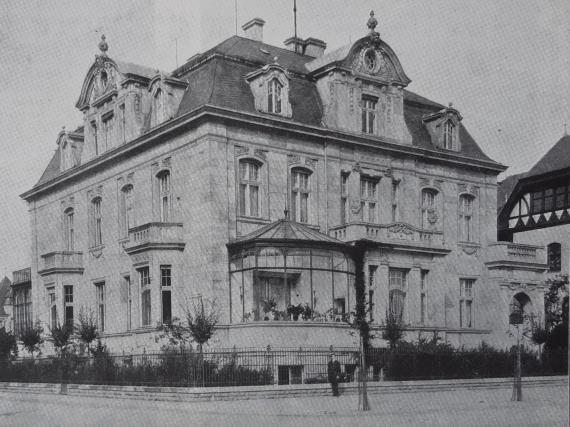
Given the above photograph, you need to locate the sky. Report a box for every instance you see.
[0,0,569,277]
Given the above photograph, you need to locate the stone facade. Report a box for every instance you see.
[22,14,545,353]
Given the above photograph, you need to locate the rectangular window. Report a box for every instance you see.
[544,188,554,211]
[239,161,261,217]
[361,96,377,134]
[91,198,103,247]
[391,180,399,222]
[555,186,566,209]
[531,190,543,214]
[102,113,114,151]
[161,266,172,325]
[63,285,74,331]
[420,270,428,325]
[459,279,475,328]
[65,209,74,251]
[158,171,171,222]
[389,269,407,321]
[459,195,474,242]
[95,282,105,332]
[291,169,311,223]
[368,265,377,322]
[13,286,32,337]
[91,121,99,156]
[124,275,132,330]
[47,287,57,330]
[340,173,349,225]
[119,104,126,143]
[360,178,377,223]
[139,267,151,326]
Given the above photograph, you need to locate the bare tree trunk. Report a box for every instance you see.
[511,325,522,401]
[357,335,370,411]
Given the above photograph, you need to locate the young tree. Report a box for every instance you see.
[48,323,73,395]
[543,275,569,351]
[75,308,98,354]
[0,327,18,360]
[382,310,404,349]
[19,322,44,358]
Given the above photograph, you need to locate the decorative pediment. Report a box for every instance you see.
[76,55,121,111]
[422,103,463,151]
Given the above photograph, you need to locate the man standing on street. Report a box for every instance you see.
[327,352,341,397]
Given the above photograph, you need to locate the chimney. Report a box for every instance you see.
[242,18,265,42]
[304,37,326,57]
[284,36,306,54]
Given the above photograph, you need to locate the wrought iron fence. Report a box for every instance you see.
[0,346,566,387]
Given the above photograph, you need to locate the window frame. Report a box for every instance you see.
[160,265,172,325]
[157,170,172,222]
[267,78,283,114]
[388,268,407,321]
[95,282,106,332]
[459,278,475,328]
[547,242,562,272]
[340,172,349,225]
[360,176,378,223]
[120,184,135,238]
[458,194,475,242]
[64,207,75,251]
[290,167,312,223]
[420,270,428,325]
[90,197,103,247]
[238,159,262,218]
[442,120,455,150]
[361,95,377,134]
[139,267,152,327]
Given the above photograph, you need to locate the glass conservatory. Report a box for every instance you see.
[227,219,356,323]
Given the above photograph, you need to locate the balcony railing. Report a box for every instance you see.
[38,251,84,276]
[123,222,185,254]
[12,267,31,285]
[485,242,547,270]
[329,222,448,254]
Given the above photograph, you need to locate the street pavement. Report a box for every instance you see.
[0,383,567,426]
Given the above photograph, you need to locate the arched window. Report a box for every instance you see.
[90,197,103,247]
[360,177,377,223]
[239,160,261,217]
[442,121,454,150]
[157,170,171,222]
[421,188,439,229]
[510,292,532,326]
[290,168,311,223]
[459,194,475,242]
[64,208,74,251]
[267,79,282,114]
[120,185,135,237]
[547,242,561,272]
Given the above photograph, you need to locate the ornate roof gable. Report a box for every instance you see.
[306,11,411,87]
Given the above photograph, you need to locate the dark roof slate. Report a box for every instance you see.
[33,35,501,191]
[526,135,570,178]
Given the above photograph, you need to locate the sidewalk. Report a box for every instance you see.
[0,380,567,426]
[0,375,566,402]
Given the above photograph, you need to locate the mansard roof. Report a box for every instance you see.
[29,31,502,195]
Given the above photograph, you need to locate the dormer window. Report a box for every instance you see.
[100,70,108,89]
[442,120,455,150]
[246,65,292,118]
[151,88,167,126]
[361,96,377,134]
[268,79,282,114]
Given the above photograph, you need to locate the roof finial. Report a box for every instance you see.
[448,102,453,108]
[367,11,378,33]
[98,34,108,56]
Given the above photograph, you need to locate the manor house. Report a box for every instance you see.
[21,13,547,352]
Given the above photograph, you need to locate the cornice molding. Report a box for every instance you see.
[22,104,506,200]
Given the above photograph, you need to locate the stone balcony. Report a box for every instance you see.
[12,267,31,285]
[485,242,547,272]
[123,222,185,254]
[329,222,449,255]
[38,251,84,276]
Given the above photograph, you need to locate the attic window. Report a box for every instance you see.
[268,79,283,114]
[442,121,455,150]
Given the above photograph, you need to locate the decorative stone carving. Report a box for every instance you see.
[419,177,430,187]
[350,200,362,214]
[471,186,480,197]
[162,157,171,168]
[305,158,317,168]
[457,183,468,194]
[235,146,250,157]
[352,162,362,173]
[433,179,444,191]
[287,154,301,165]
[254,149,267,161]
[387,223,414,240]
